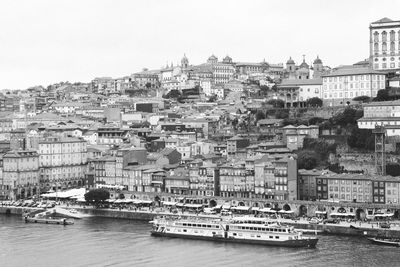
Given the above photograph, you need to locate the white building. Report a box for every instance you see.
[370,18,400,71]
[358,100,400,135]
[322,66,386,106]
[279,79,322,105]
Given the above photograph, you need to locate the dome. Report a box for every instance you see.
[223,55,232,63]
[313,56,322,65]
[300,60,309,69]
[286,57,295,65]
[208,54,218,61]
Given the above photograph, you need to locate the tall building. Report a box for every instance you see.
[370,18,400,71]
[38,137,87,192]
[2,150,40,200]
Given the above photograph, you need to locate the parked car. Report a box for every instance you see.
[323,218,340,224]
[380,222,391,229]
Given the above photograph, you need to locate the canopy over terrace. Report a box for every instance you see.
[96,184,125,190]
[41,188,86,199]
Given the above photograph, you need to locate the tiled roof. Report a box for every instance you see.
[322,67,384,77]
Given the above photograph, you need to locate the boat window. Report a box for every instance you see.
[207,225,211,228]
[250,227,254,231]
[212,232,216,234]
[188,224,191,227]
[278,229,282,232]
[183,229,187,232]
[257,235,261,238]
[183,223,187,226]
[269,236,273,239]
[233,233,237,236]
[216,226,219,229]
[197,224,201,227]
[275,236,279,239]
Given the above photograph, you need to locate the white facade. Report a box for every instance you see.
[370,18,400,71]
[322,68,386,106]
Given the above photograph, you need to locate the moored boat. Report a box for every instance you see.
[150,216,318,248]
[367,237,400,247]
[24,216,74,225]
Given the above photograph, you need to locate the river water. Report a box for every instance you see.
[1,215,399,267]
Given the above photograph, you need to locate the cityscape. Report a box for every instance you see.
[2,1,400,266]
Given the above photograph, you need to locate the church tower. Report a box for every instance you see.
[313,56,323,79]
[181,54,189,69]
[286,57,296,79]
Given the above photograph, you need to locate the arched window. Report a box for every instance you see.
[390,30,396,41]
[374,42,379,51]
[374,31,379,42]
[382,31,387,42]
[382,42,387,51]
[390,42,395,52]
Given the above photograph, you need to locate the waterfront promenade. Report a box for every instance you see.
[3,203,400,238]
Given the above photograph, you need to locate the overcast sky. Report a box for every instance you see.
[1,0,400,90]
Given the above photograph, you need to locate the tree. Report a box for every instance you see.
[331,107,363,127]
[373,89,390,102]
[353,95,371,103]
[308,117,325,125]
[387,163,400,177]
[84,189,110,204]
[163,89,181,99]
[208,94,218,102]
[347,128,375,151]
[297,150,319,170]
[306,97,323,107]
[255,110,266,121]
[267,99,285,108]
[275,109,289,119]
[145,82,152,89]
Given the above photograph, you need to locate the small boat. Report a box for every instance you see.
[24,216,74,225]
[367,237,400,247]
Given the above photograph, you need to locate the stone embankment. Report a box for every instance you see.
[3,206,400,238]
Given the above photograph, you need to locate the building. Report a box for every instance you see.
[278,78,322,107]
[369,18,400,71]
[357,100,400,136]
[2,150,39,200]
[38,137,87,192]
[322,66,386,106]
[164,168,190,195]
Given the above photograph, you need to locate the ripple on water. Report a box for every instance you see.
[1,215,400,267]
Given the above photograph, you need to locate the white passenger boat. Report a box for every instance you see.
[150,216,318,248]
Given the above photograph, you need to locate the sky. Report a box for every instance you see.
[1,0,400,90]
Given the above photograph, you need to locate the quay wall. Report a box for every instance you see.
[3,206,400,238]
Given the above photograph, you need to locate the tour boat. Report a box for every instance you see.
[367,237,400,247]
[24,216,74,225]
[150,216,318,248]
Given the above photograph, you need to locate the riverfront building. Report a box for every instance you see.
[38,137,87,192]
[2,150,40,200]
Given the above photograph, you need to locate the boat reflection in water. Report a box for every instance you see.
[150,216,318,248]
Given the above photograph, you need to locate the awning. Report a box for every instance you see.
[278,210,294,214]
[106,199,116,203]
[184,204,203,209]
[162,201,177,206]
[315,211,327,214]
[374,213,394,217]
[259,208,276,213]
[232,206,251,211]
[251,207,260,211]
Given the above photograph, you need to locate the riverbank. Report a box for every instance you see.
[3,205,400,238]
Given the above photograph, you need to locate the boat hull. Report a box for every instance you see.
[367,238,400,247]
[24,217,73,225]
[151,231,318,248]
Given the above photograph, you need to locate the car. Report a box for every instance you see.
[323,218,340,224]
[380,222,391,229]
